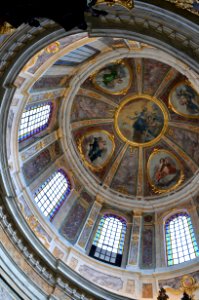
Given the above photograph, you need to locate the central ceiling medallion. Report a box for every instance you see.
[114,95,168,147]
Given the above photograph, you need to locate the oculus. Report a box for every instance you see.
[147,149,184,193]
[169,82,199,118]
[92,61,132,95]
[114,95,168,146]
[78,130,115,171]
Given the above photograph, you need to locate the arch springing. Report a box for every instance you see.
[34,169,71,221]
[89,214,127,266]
[165,212,199,266]
[18,102,52,142]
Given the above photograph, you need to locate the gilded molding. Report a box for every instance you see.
[165,0,199,16]
[0,22,15,34]
[96,0,134,10]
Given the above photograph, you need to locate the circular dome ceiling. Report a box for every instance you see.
[65,55,199,202]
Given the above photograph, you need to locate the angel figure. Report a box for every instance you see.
[88,136,107,163]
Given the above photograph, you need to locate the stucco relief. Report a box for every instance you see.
[52,246,64,259]
[126,279,135,294]
[78,265,123,291]
[68,257,78,270]
[142,283,153,298]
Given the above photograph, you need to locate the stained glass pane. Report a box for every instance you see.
[165,212,199,266]
[91,214,127,265]
[18,102,52,142]
[34,169,71,221]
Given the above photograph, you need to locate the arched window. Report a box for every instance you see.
[18,102,52,142]
[89,214,127,266]
[34,169,71,221]
[165,212,199,266]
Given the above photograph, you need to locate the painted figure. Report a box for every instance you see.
[154,156,179,187]
[128,105,163,143]
[128,107,148,142]
[88,136,107,162]
[155,157,177,182]
[102,67,123,87]
[176,85,199,114]
[96,64,126,89]
[193,0,199,11]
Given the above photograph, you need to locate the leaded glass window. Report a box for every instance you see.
[18,102,52,142]
[165,212,199,266]
[34,169,71,221]
[89,214,127,266]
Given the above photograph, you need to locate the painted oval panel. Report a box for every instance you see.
[92,61,132,95]
[78,130,115,171]
[115,95,168,147]
[169,82,199,118]
[147,149,184,193]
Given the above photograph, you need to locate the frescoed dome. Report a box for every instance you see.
[1,7,199,299]
[67,54,199,201]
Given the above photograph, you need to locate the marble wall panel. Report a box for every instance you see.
[22,141,62,184]
[60,201,87,243]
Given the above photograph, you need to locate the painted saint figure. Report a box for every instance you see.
[176,85,199,114]
[154,156,179,187]
[88,136,107,162]
[128,105,163,143]
[128,107,148,142]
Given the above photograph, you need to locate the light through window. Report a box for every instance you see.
[89,214,127,266]
[165,212,199,266]
[34,170,71,221]
[18,102,52,142]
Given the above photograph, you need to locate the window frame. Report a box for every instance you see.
[89,213,127,267]
[18,102,53,142]
[34,169,71,221]
[164,211,199,266]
